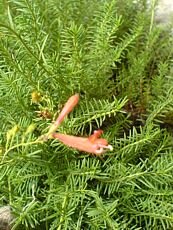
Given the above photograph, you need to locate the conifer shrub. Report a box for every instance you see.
[0,0,173,229]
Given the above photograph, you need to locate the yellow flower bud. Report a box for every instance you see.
[25,124,36,135]
[11,125,20,134]
[31,91,41,104]
[6,125,19,141]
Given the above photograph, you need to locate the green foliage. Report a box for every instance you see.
[1,0,173,229]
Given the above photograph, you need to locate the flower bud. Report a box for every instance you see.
[31,91,41,104]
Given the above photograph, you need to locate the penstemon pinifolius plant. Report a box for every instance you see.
[1,0,173,229]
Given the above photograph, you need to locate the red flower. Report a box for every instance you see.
[40,94,113,155]
[47,93,79,137]
[52,130,113,155]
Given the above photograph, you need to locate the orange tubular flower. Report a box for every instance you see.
[40,94,113,156]
[47,93,79,137]
[52,130,113,155]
